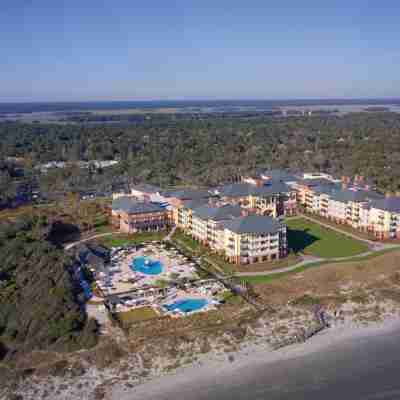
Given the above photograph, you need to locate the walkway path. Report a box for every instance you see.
[163,225,177,242]
[235,255,322,277]
[66,226,177,251]
[64,231,122,250]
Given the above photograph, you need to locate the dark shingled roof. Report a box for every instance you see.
[298,178,336,187]
[371,197,400,213]
[312,186,383,203]
[112,197,165,214]
[261,169,299,182]
[313,184,342,195]
[131,183,161,194]
[217,181,290,198]
[192,204,242,221]
[162,189,213,200]
[257,181,291,195]
[181,198,210,210]
[217,183,254,197]
[223,215,283,235]
[330,189,383,203]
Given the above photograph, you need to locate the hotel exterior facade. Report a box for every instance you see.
[178,202,287,264]
[295,180,400,239]
[111,197,170,233]
[111,170,400,267]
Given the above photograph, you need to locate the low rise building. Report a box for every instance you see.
[214,181,293,217]
[222,215,287,264]
[130,183,166,203]
[190,204,243,249]
[111,197,170,233]
[163,189,215,225]
[368,197,400,239]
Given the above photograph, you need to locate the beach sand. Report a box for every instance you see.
[111,318,400,400]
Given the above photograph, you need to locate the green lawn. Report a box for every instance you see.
[97,231,167,247]
[240,247,400,285]
[286,218,368,258]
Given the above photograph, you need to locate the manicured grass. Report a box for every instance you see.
[117,306,159,325]
[97,231,167,247]
[286,218,368,258]
[301,213,377,241]
[240,247,400,284]
[232,253,301,273]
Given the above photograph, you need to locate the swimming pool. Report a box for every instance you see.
[164,298,208,313]
[131,256,163,275]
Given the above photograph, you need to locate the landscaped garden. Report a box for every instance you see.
[171,229,234,275]
[286,218,369,258]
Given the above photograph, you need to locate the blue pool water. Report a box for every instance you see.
[131,256,163,275]
[165,298,208,313]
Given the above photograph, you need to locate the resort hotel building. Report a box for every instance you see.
[110,169,400,265]
[111,196,170,233]
[176,202,287,264]
[222,215,287,264]
[293,175,400,239]
[110,182,289,264]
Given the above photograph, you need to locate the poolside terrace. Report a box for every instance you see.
[91,241,228,321]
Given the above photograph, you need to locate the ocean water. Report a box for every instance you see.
[128,324,400,400]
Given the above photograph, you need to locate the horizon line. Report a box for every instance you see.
[1,96,400,105]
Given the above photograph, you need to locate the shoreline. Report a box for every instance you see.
[111,317,400,400]
[8,299,400,400]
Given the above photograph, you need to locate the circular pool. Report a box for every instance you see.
[131,256,163,275]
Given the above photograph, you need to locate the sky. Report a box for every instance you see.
[1,0,400,102]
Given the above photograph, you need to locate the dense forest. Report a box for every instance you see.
[0,216,98,360]
[1,112,400,198]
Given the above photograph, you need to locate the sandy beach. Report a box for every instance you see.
[111,318,400,400]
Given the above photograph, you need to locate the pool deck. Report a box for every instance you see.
[103,244,199,295]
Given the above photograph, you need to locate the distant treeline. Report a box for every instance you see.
[1,112,400,197]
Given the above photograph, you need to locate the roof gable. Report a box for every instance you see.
[223,215,283,235]
[112,197,164,214]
